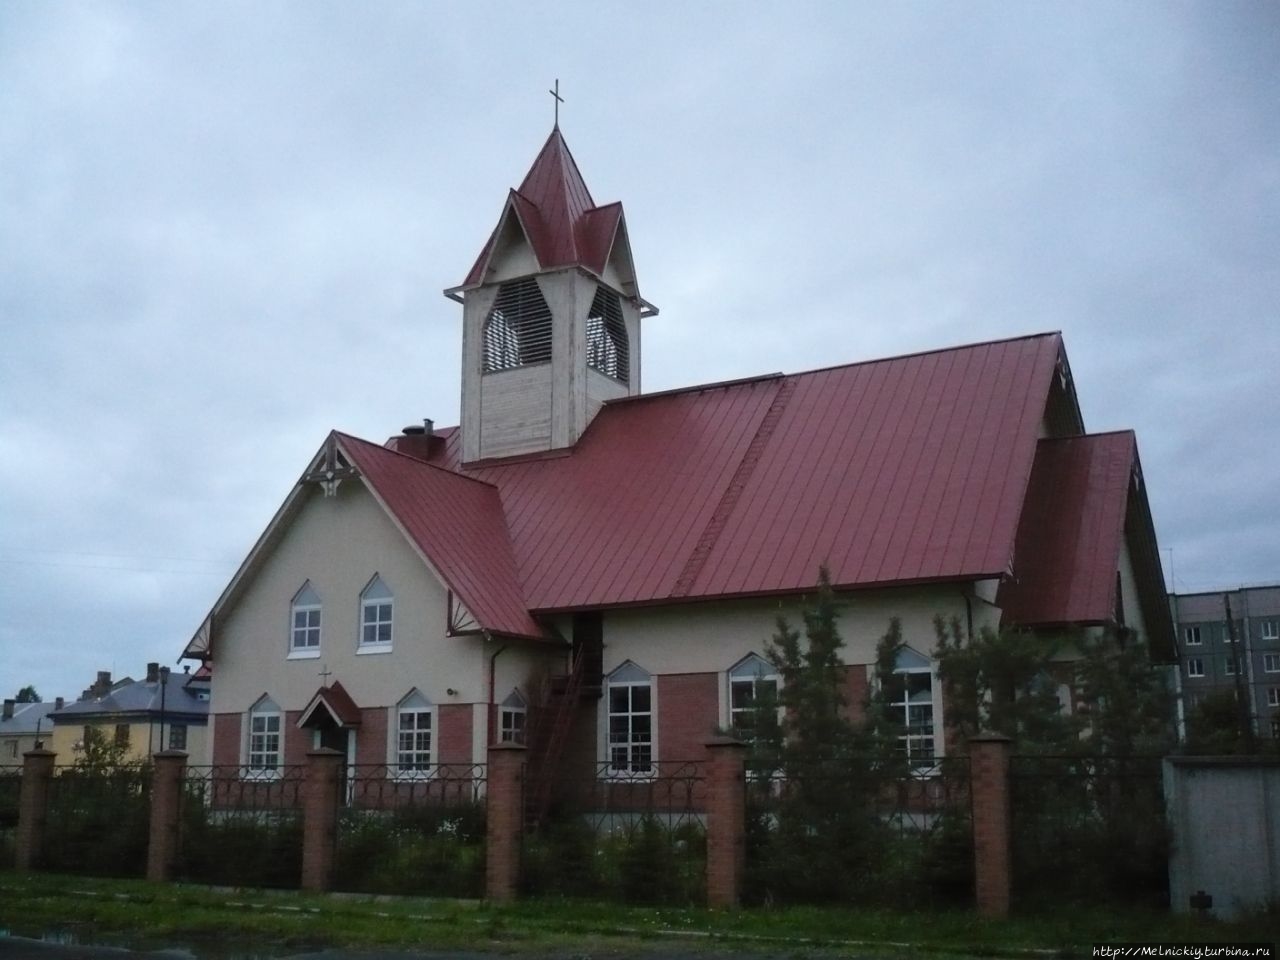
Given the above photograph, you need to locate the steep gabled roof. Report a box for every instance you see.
[458,128,631,291]
[998,431,1175,659]
[336,434,546,640]
[999,432,1135,627]
[389,332,1066,611]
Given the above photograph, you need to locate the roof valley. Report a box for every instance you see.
[670,377,797,597]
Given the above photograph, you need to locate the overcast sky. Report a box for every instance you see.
[2,1,1277,704]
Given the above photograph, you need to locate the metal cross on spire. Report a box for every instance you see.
[549,78,564,127]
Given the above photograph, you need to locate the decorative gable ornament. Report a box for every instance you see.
[302,432,360,497]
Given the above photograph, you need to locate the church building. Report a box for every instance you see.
[182,124,1174,788]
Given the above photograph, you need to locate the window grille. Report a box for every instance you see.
[482,277,553,372]
[586,286,629,384]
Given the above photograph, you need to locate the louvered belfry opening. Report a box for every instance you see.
[586,285,629,385]
[482,277,553,373]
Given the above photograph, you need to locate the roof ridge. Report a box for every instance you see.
[335,431,503,492]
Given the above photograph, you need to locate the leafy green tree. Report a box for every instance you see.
[15,686,40,703]
[1183,689,1249,755]
[1074,629,1176,756]
[73,726,140,774]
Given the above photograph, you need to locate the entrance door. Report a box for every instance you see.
[316,726,353,802]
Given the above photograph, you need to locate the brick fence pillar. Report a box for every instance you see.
[301,748,344,892]
[969,732,1013,918]
[16,748,56,871]
[705,736,748,909]
[485,742,526,902]
[147,750,188,882]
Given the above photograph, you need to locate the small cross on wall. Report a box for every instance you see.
[318,664,333,684]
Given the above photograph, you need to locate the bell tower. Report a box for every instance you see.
[444,126,657,463]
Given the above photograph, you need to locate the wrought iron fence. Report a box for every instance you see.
[174,765,306,888]
[0,766,21,867]
[745,756,973,907]
[522,760,707,904]
[40,765,152,878]
[1010,754,1167,908]
[334,764,487,897]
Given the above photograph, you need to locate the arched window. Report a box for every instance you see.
[585,286,629,384]
[882,648,935,766]
[290,582,321,655]
[396,690,434,774]
[482,277,553,372]
[727,654,780,738]
[247,695,282,777]
[360,575,393,649]
[606,661,653,775]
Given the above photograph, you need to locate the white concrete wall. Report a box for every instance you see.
[1117,537,1148,641]
[1166,757,1280,919]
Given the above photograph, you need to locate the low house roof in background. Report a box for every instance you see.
[51,675,208,722]
[0,701,57,737]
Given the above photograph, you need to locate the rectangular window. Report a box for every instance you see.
[292,607,321,650]
[883,670,935,764]
[729,676,779,737]
[1186,658,1205,678]
[114,724,130,747]
[249,713,281,771]
[608,682,653,775]
[1224,657,1238,676]
[168,724,188,751]
[1268,688,1280,709]
[1183,626,1202,646]
[397,709,432,770]
[362,601,393,645]
[1262,620,1280,641]
[6,741,16,759]
[499,706,526,744]
[1266,654,1280,674]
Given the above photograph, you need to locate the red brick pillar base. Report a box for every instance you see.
[485,742,526,902]
[705,736,748,909]
[969,732,1013,918]
[301,748,344,892]
[16,748,55,871]
[147,750,188,882]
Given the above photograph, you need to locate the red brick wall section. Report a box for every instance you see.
[211,712,241,768]
[356,707,387,765]
[842,663,869,724]
[284,711,310,765]
[657,673,718,765]
[437,704,474,765]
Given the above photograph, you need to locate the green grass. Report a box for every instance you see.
[0,871,1274,959]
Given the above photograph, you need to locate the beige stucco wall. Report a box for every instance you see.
[591,583,1001,762]
[1117,537,1149,641]
[210,481,492,724]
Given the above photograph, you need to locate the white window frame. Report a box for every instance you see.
[1268,688,1280,709]
[1261,620,1279,641]
[499,689,526,744]
[604,661,655,778]
[358,575,394,652]
[1264,654,1280,674]
[245,696,282,779]
[1186,658,1205,678]
[884,647,939,769]
[726,654,780,739]
[1225,657,1238,676]
[168,724,188,751]
[1183,626,1202,646]
[288,582,322,659]
[394,690,435,778]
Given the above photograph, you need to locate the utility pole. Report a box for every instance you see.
[1223,593,1256,753]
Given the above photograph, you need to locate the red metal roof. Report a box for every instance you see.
[997,432,1136,626]
[385,333,1067,614]
[338,434,546,640]
[298,681,363,728]
[461,128,623,287]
